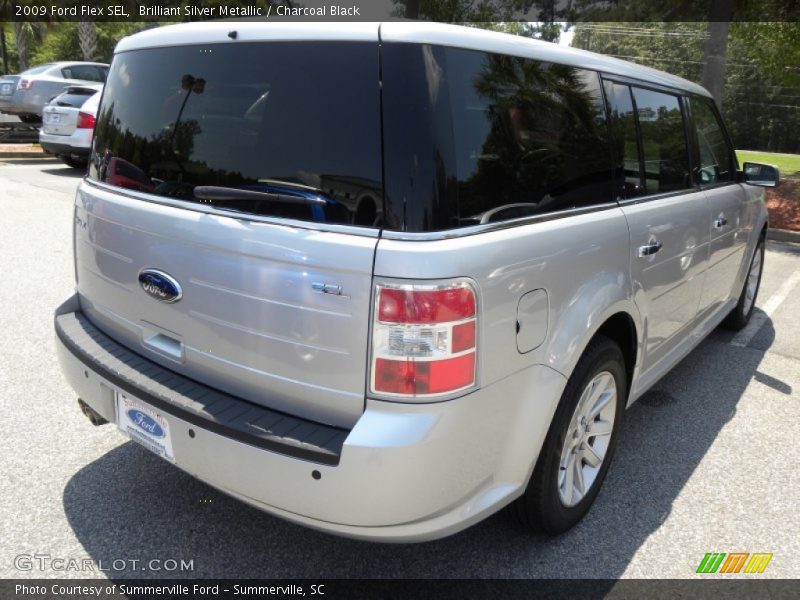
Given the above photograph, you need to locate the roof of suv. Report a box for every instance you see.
[115,21,710,98]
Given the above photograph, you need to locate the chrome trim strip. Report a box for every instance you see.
[616,188,703,207]
[380,203,619,242]
[83,179,381,239]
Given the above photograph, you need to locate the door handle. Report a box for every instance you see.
[714,216,728,229]
[638,241,663,257]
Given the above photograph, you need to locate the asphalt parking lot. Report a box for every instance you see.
[1,158,799,580]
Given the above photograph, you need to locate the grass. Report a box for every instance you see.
[736,150,800,179]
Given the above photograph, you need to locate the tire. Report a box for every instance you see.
[61,156,88,169]
[19,114,42,124]
[510,335,626,535]
[723,237,765,331]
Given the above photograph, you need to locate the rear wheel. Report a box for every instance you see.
[723,237,765,331]
[510,336,626,534]
[61,155,88,169]
[19,114,41,124]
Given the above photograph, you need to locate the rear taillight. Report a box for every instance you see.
[17,79,33,90]
[77,111,96,129]
[371,281,477,398]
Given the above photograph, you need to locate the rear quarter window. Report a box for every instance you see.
[382,44,614,232]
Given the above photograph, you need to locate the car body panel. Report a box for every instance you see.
[621,191,711,374]
[74,180,378,429]
[372,207,636,388]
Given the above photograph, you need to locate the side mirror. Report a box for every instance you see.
[741,162,780,187]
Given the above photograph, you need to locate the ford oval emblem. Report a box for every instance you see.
[127,409,166,438]
[138,269,182,303]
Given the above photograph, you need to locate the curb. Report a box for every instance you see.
[767,228,800,244]
[0,152,54,159]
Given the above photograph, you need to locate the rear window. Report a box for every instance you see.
[50,88,98,108]
[90,42,382,228]
[22,64,53,75]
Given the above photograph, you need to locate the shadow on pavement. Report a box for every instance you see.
[40,166,86,178]
[62,319,776,578]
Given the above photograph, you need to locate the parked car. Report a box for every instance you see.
[0,62,108,123]
[55,22,778,542]
[39,85,102,168]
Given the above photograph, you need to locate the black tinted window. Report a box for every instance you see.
[631,87,691,194]
[382,44,613,232]
[90,43,382,227]
[604,81,645,199]
[691,97,734,185]
[50,89,97,108]
[63,65,104,82]
[23,64,53,75]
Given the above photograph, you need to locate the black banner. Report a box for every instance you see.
[2,579,800,600]
[1,0,799,23]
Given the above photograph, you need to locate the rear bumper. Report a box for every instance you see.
[55,294,566,542]
[0,98,41,116]
[40,130,92,156]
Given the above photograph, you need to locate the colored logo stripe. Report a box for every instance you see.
[697,553,726,573]
[744,553,773,573]
[719,553,749,573]
[696,552,773,574]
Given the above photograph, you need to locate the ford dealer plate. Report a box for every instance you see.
[116,393,175,462]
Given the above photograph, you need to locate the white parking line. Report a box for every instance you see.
[730,269,800,347]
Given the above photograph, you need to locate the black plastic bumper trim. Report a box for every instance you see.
[56,311,349,466]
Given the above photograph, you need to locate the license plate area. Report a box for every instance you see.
[116,392,175,463]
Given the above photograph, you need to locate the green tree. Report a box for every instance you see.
[11,20,46,71]
[77,21,97,61]
[31,22,152,65]
[571,21,800,153]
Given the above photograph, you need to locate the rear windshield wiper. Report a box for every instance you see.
[193,186,327,206]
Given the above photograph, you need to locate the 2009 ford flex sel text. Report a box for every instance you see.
[55,22,778,541]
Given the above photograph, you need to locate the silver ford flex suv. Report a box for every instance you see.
[55,22,777,542]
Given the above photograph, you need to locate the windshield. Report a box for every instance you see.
[89,42,383,228]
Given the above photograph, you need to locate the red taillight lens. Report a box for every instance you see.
[371,281,477,398]
[378,287,476,323]
[77,111,96,129]
[451,321,476,353]
[374,355,476,396]
[17,79,32,90]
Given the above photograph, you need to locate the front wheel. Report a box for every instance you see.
[723,237,765,331]
[510,336,626,535]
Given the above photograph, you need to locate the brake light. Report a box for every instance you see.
[77,111,95,129]
[371,281,477,397]
[17,79,33,90]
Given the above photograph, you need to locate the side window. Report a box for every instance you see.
[63,65,102,82]
[446,49,614,224]
[630,87,691,194]
[690,97,734,185]
[603,81,645,199]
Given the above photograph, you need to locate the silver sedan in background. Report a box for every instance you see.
[0,62,108,123]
